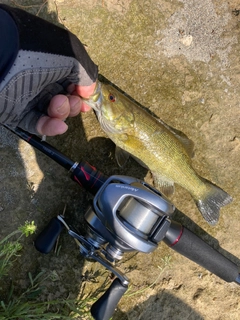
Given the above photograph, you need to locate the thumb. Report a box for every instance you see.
[75,82,96,98]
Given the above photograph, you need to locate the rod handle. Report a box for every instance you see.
[164,221,240,283]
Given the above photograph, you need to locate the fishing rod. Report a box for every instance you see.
[8,126,240,320]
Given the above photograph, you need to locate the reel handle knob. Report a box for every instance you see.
[91,278,128,320]
[34,217,64,254]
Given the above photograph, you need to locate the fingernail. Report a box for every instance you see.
[71,95,81,107]
[57,99,68,115]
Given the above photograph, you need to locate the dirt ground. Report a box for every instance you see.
[1,0,240,319]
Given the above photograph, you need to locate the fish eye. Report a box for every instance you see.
[108,93,116,102]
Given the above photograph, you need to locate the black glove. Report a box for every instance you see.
[0,4,98,134]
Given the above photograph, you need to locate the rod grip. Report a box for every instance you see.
[91,278,128,320]
[71,161,107,195]
[164,221,239,283]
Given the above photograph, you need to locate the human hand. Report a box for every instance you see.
[36,83,95,136]
[0,4,98,136]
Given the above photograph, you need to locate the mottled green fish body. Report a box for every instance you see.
[85,81,232,225]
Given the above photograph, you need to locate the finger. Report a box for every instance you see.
[80,101,92,112]
[72,82,96,113]
[75,82,96,98]
[68,89,92,112]
[47,94,71,120]
[36,116,68,136]
[68,95,82,117]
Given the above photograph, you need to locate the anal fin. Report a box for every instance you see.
[152,172,175,197]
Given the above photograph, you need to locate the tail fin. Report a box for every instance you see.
[195,180,232,226]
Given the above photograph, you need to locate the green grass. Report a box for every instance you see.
[0,222,96,320]
[0,221,170,319]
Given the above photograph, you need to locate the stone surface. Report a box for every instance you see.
[0,0,240,319]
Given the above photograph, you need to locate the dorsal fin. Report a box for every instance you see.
[157,118,195,158]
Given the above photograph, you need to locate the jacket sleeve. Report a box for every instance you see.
[0,7,19,82]
[0,4,98,134]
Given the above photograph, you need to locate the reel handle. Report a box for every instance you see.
[34,217,64,254]
[91,278,128,320]
[164,221,240,284]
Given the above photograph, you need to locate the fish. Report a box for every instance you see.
[84,79,232,225]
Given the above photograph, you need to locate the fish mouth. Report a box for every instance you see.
[83,81,103,112]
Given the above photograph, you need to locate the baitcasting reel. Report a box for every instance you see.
[35,175,175,320]
[84,175,174,261]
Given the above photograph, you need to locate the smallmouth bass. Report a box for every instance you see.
[84,79,232,225]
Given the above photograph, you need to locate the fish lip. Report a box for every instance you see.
[83,80,103,112]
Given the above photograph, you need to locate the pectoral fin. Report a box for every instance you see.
[115,146,130,167]
[115,147,149,169]
[152,172,175,197]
